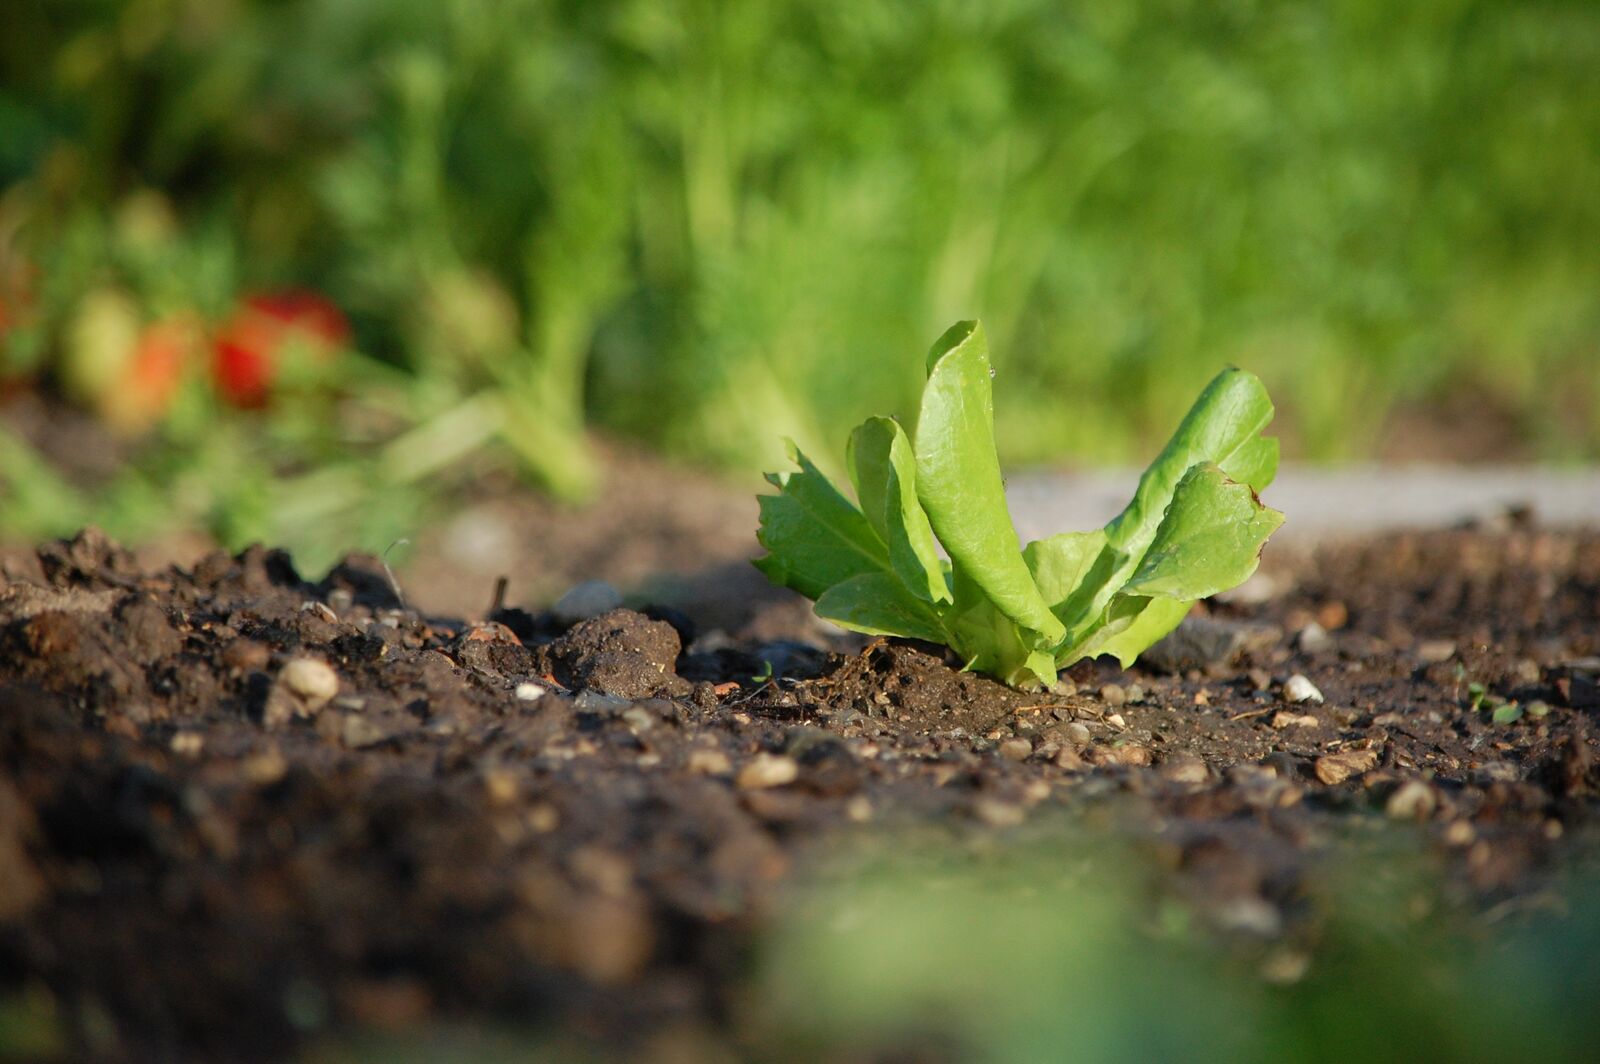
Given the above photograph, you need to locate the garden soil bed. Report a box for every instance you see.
[1,523,1598,1060]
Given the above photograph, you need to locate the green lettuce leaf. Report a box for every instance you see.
[753,324,1285,689]
[847,416,951,605]
[753,441,887,600]
[914,322,1065,647]
[1119,463,1284,601]
[816,572,949,645]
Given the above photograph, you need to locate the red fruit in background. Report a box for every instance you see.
[212,290,349,408]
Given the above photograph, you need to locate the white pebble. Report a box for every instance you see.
[737,753,799,790]
[1282,674,1324,704]
[515,682,546,702]
[281,658,339,709]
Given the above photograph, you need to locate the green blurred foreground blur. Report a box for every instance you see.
[751,827,1600,1064]
[1,0,1597,568]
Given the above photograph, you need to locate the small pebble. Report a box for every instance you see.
[1414,639,1457,665]
[482,768,519,805]
[170,732,204,758]
[1314,748,1379,785]
[688,749,732,776]
[1054,747,1087,771]
[1214,896,1282,937]
[737,754,798,790]
[972,798,1025,827]
[1282,674,1324,704]
[1315,601,1349,630]
[242,749,288,785]
[1099,684,1127,708]
[341,715,388,748]
[282,658,340,708]
[1385,780,1437,820]
[1260,949,1311,986]
[575,690,631,713]
[514,682,546,702]
[1296,623,1333,654]
[1063,723,1092,747]
[222,639,271,674]
[621,707,655,732]
[300,601,338,624]
[1159,754,1210,784]
[1271,711,1320,730]
[265,657,341,726]
[998,738,1033,761]
[1090,743,1151,768]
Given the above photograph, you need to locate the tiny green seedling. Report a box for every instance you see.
[1491,702,1524,725]
[754,320,1285,688]
[1466,679,1528,724]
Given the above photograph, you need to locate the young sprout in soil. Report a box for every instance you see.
[755,320,1284,689]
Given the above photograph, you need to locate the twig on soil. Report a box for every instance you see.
[382,538,411,612]
[1017,701,1074,716]
[1227,707,1277,722]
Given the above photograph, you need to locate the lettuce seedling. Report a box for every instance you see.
[754,320,1284,688]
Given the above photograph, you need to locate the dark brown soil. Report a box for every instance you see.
[1,524,1598,1061]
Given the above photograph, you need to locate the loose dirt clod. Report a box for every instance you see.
[535,608,692,699]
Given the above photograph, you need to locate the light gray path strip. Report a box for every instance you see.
[1006,466,1600,541]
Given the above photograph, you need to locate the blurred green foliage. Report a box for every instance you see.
[2,0,1598,565]
[758,826,1600,1063]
